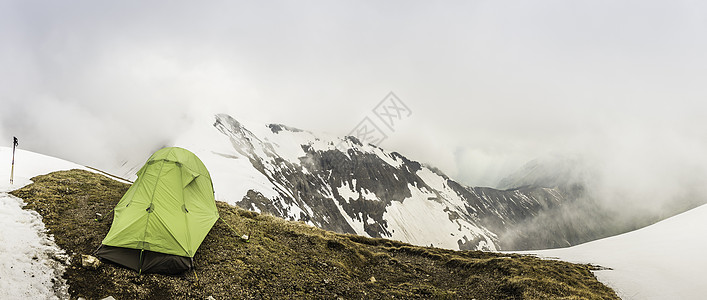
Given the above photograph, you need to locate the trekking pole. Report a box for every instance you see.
[10,136,17,184]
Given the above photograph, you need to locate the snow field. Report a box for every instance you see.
[523,203,707,299]
[0,147,92,300]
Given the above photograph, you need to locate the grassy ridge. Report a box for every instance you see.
[11,169,618,299]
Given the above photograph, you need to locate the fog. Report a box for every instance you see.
[2,1,707,218]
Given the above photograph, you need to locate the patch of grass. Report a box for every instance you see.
[12,169,619,299]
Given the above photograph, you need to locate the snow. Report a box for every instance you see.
[262,130,312,165]
[332,198,368,236]
[360,187,377,201]
[383,184,497,250]
[0,194,68,299]
[337,181,359,202]
[371,147,403,168]
[336,180,379,203]
[273,196,308,223]
[0,146,93,300]
[522,204,707,299]
[172,113,281,205]
[416,167,465,208]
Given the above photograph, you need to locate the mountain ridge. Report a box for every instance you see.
[166,113,583,251]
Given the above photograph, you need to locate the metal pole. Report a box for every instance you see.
[10,137,17,184]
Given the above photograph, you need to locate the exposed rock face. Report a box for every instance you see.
[145,113,707,251]
[205,114,576,251]
[494,156,707,250]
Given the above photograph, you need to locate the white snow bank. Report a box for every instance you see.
[0,147,91,191]
[0,194,69,299]
[522,204,707,299]
[0,146,93,300]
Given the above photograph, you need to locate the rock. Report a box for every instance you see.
[369,276,376,283]
[206,296,216,300]
[80,254,102,269]
[100,297,116,300]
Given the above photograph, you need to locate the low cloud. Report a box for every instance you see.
[2,1,707,224]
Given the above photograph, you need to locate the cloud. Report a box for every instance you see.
[1,0,707,223]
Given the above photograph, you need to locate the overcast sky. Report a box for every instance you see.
[2,0,707,196]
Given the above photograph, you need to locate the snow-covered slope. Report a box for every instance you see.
[164,113,573,251]
[0,147,96,300]
[172,114,281,205]
[524,204,707,299]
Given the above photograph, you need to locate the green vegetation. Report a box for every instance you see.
[11,169,619,299]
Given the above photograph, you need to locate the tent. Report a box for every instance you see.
[96,147,219,274]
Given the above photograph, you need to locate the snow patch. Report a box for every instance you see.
[261,130,312,165]
[332,198,368,237]
[383,184,496,250]
[0,194,68,300]
[360,187,378,201]
[522,203,707,299]
[337,181,359,202]
[372,147,403,168]
[0,147,95,300]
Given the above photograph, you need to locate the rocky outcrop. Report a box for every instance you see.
[208,114,577,251]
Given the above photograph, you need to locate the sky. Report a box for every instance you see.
[2,0,707,206]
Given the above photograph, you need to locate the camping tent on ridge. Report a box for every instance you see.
[96,147,219,274]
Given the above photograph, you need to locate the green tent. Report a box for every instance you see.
[96,147,219,274]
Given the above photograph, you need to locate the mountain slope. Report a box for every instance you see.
[11,169,618,299]
[524,203,707,299]
[0,146,129,300]
[165,114,579,251]
[497,155,707,250]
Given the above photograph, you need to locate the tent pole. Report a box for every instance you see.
[138,249,144,275]
[192,257,199,284]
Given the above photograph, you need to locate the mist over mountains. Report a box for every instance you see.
[2,0,707,255]
[4,1,707,205]
[496,155,707,249]
[111,113,706,251]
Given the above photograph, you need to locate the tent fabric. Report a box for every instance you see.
[97,147,218,273]
[95,245,192,274]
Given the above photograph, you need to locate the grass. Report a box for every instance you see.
[11,169,619,299]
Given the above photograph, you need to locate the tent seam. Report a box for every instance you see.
[140,147,174,253]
